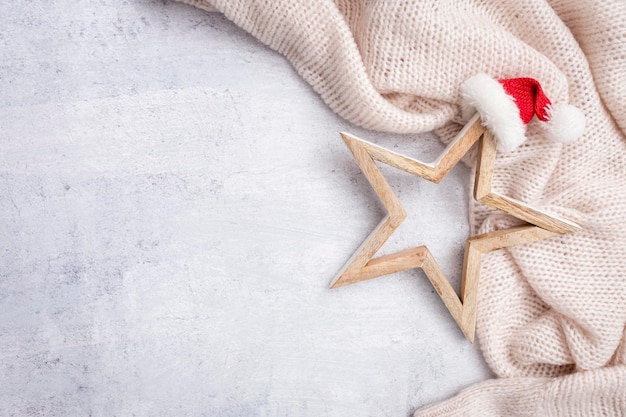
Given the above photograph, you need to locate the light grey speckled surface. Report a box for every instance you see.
[0,1,490,416]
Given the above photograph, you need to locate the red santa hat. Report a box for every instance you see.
[460,74,585,153]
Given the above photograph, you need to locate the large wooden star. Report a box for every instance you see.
[331,113,581,342]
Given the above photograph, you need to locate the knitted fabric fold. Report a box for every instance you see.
[176,0,626,415]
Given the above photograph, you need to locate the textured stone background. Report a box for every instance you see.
[0,1,490,416]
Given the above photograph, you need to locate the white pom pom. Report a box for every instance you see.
[460,73,527,153]
[543,104,586,143]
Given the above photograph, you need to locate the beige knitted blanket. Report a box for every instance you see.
[178,0,626,415]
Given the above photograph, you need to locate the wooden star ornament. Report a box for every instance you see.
[331,113,581,343]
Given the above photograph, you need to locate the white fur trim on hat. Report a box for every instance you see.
[543,103,586,143]
[460,73,527,153]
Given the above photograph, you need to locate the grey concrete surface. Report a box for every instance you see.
[0,1,490,416]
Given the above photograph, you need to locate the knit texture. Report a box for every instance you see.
[176,0,626,415]
[501,78,552,123]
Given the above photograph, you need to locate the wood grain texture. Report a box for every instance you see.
[329,134,407,286]
[340,113,485,184]
[473,129,496,200]
[473,131,582,234]
[333,225,558,343]
[332,114,581,342]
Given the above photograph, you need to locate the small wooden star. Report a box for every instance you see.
[331,113,581,342]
